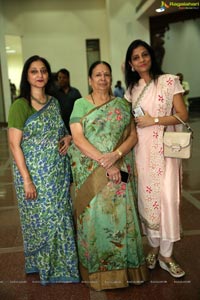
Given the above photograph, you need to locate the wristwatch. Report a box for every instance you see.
[154,117,159,124]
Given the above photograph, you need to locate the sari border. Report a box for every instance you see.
[74,121,132,219]
[24,96,53,127]
[80,96,126,125]
[74,166,108,219]
[79,262,149,291]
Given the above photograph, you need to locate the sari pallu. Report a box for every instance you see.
[69,98,149,291]
[13,97,80,285]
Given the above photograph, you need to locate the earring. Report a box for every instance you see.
[131,67,135,72]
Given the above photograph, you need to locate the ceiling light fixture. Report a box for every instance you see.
[6,49,16,53]
[155,7,165,13]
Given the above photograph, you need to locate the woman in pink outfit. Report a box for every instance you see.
[124,40,188,278]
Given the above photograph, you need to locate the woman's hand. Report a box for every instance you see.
[135,93,188,128]
[23,180,37,200]
[59,135,72,155]
[106,166,121,184]
[99,151,120,169]
[135,112,154,128]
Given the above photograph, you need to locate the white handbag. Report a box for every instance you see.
[163,115,193,159]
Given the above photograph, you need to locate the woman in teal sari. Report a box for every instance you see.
[8,55,80,285]
[68,61,149,291]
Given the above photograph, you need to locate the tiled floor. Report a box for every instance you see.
[0,112,200,300]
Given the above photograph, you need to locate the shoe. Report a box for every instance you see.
[146,253,158,269]
[158,259,185,278]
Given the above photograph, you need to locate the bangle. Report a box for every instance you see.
[116,148,123,157]
[23,181,33,185]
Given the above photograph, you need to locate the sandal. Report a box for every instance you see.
[146,252,158,269]
[158,258,185,278]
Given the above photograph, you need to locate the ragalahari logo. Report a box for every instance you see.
[156,1,200,12]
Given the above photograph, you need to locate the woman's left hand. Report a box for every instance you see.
[106,166,121,184]
[99,152,119,169]
[135,112,154,128]
[59,135,72,155]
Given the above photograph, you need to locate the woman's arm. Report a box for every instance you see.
[70,119,137,182]
[70,118,137,169]
[8,128,37,200]
[98,119,137,169]
[136,93,188,128]
[70,123,103,162]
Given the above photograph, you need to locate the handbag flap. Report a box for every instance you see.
[164,132,192,148]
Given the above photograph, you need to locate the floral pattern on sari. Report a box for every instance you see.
[13,97,80,284]
[68,98,148,290]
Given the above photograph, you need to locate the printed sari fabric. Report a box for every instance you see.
[68,97,149,291]
[13,97,80,285]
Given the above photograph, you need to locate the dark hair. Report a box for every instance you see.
[17,55,52,104]
[88,61,112,77]
[56,68,70,78]
[124,39,163,90]
[115,80,122,88]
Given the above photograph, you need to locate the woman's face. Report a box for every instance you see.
[129,46,151,75]
[89,63,112,92]
[27,60,49,89]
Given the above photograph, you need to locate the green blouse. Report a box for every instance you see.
[8,98,36,130]
[70,98,94,124]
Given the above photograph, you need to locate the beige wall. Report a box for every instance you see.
[0,0,150,121]
[107,0,149,86]
[3,0,110,94]
[0,1,10,122]
[1,0,199,121]
[163,19,200,98]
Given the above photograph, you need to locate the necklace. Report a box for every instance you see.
[91,93,95,104]
[31,94,48,105]
[90,93,111,105]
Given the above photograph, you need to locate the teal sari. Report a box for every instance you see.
[13,97,80,285]
[68,97,149,291]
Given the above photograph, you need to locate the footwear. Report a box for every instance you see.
[158,259,185,278]
[146,253,158,269]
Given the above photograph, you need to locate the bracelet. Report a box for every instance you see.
[23,181,33,185]
[116,148,123,157]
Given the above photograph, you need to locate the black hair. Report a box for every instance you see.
[115,80,122,88]
[124,39,163,90]
[17,55,52,104]
[56,68,70,78]
[88,61,112,77]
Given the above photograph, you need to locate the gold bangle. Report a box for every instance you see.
[116,148,122,157]
[23,181,33,185]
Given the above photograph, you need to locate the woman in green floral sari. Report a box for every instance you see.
[68,61,149,291]
[8,55,80,285]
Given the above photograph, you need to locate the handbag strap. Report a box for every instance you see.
[174,114,194,135]
[133,79,153,109]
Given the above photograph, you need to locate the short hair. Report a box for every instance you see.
[56,68,70,79]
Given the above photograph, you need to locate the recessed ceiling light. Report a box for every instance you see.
[155,7,165,13]
[6,49,16,53]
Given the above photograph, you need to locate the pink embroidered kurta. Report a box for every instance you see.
[125,74,184,242]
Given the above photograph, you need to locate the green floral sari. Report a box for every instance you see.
[68,97,148,291]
